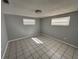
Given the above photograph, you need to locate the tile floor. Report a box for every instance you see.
[4,35,78,59]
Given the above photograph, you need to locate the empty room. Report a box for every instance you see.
[1,0,78,59]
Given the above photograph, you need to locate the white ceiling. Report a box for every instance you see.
[2,0,78,18]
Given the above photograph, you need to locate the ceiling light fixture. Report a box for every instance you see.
[35,10,42,14]
[3,0,9,4]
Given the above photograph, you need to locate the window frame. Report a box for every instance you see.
[23,18,36,25]
[51,16,70,26]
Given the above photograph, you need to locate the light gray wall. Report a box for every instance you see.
[1,13,8,57]
[5,14,40,40]
[40,12,78,47]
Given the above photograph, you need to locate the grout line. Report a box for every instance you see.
[72,49,76,59]
[32,41,43,59]
[49,43,63,59]
[60,45,69,59]
[23,39,34,59]
[29,39,41,59]
[15,41,17,59]
[20,40,26,59]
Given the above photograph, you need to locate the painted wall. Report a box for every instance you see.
[40,12,78,47]
[5,14,40,40]
[1,13,8,57]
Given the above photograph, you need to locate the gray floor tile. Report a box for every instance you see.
[4,36,77,59]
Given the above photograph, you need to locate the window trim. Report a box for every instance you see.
[51,16,70,26]
[23,18,36,25]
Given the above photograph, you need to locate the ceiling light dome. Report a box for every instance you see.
[35,10,42,14]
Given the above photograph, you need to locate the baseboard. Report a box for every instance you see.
[40,33,77,48]
[2,42,8,59]
[8,36,29,43]
[8,34,39,43]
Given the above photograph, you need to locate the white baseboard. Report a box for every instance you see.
[2,42,8,59]
[40,33,77,48]
[8,36,29,43]
[8,34,39,43]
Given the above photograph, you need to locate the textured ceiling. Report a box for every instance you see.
[2,0,78,18]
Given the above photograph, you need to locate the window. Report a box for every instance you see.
[23,18,35,25]
[51,16,70,26]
